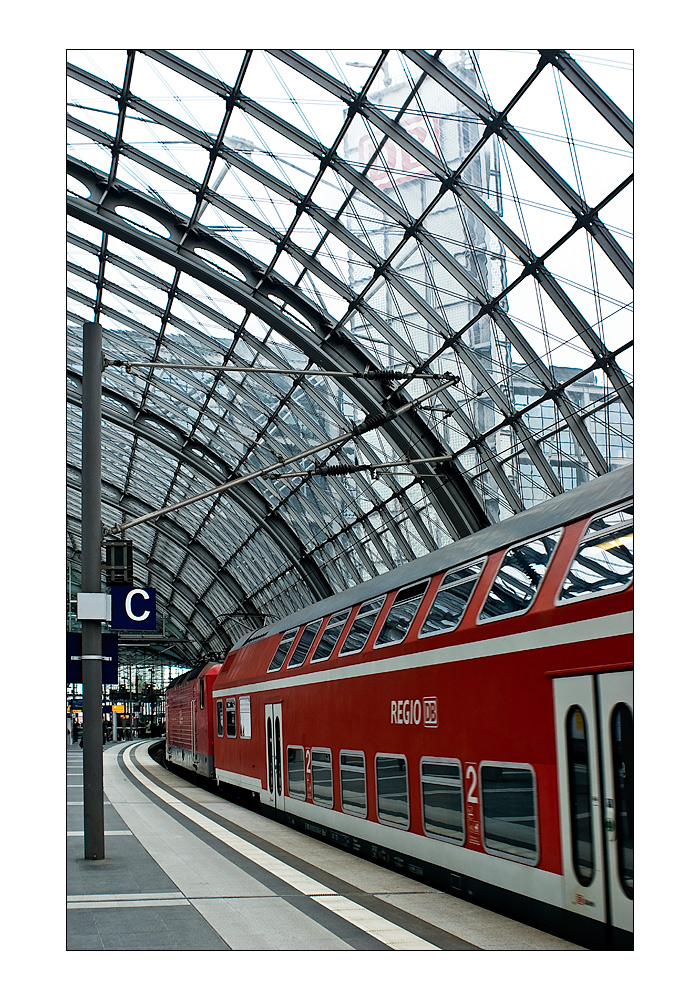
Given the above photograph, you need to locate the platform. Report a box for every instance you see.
[67,740,583,951]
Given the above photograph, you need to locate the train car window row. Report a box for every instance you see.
[478,530,562,623]
[279,744,543,864]
[480,763,539,864]
[262,506,633,671]
[216,700,224,738]
[559,505,633,603]
[419,559,485,638]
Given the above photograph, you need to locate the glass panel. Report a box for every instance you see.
[340,598,385,655]
[478,530,562,622]
[287,746,306,798]
[419,561,484,637]
[585,504,633,536]
[239,696,251,739]
[199,678,205,710]
[560,529,633,602]
[421,760,464,842]
[566,707,595,886]
[311,610,350,662]
[376,755,409,828]
[275,717,282,795]
[375,582,429,647]
[311,750,333,807]
[481,764,537,861]
[267,717,273,792]
[288,619,323,667]
[268,628,299,671]
[216,700,223,737]
[225,698,236,737]
[611,703,634,899]
[340,752,367,816]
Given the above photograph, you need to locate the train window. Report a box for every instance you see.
[559,506,633,603]
[339,598,385,656]
[565,707,595,886]
[288,619,323,668]
[311,610,351,662]
[267,628,299,672]
[420,759,465,843]
[419,560,485,638]
[375,581,429,648]
[480,763,538,863]
[199,678,205,710]
[239,696,252,739]
[375,754,410,829]
[311,749,333,808]
[340,751,367,817]
[477,530,562,623]
[225,698,236,738]
[216,700,224,738]
[611,703,634,899]
[287,746,306,799]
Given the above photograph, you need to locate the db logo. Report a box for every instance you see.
[423,698,438,727]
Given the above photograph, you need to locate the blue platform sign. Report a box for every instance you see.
[110,586,157,630]
[67,633,119,684]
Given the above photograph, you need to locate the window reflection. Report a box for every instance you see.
[481,764,537,861]
[561,506,633,602]
[566,706,595,886]
[478,531,561,622]
[375,582,428,646]
[419,560,484,637]
[611,703,634,898]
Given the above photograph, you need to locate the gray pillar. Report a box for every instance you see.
[81,321,105,860]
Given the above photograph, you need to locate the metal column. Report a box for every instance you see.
[81,321,105,860]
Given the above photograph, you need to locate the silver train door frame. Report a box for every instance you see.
[553,669,633,939]
[262,703,285,813]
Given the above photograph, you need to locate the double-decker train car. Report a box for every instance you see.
[169,466,632,948]
[165,660,223,777]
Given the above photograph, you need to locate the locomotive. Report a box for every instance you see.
[165,464,633,949]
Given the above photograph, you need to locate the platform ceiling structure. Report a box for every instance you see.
[67,49,633,668]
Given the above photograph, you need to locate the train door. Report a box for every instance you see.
[553,670,633,941]
[262,703,285,813]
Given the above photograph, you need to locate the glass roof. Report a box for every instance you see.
[67,49,632,666]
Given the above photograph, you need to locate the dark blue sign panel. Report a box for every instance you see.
[66,633,119,684]
[110,586,157,631]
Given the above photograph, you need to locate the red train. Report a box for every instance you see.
[165,465,633,949]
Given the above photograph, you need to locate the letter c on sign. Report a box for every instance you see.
[125,588,150,622]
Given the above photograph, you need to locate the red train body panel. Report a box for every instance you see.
[165,661,222,777]
[166,466,633,948]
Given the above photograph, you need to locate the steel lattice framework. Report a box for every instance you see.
[67,48,632,667]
